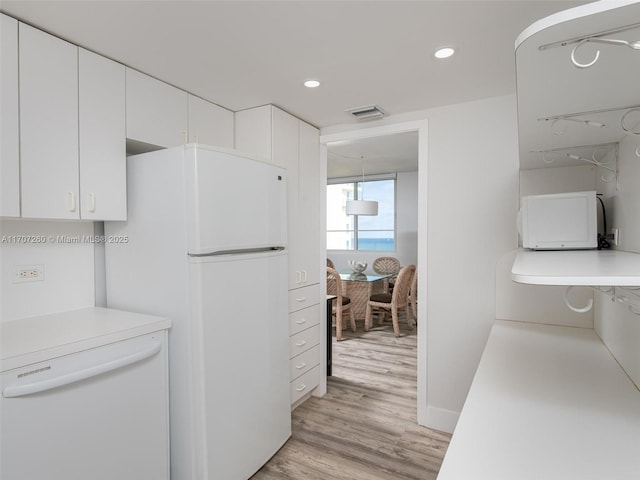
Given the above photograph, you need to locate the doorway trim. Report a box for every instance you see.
[320,119,428,426]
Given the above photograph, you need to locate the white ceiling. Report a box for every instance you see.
[1,0,590,176]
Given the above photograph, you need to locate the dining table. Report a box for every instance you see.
[339,272,392,320]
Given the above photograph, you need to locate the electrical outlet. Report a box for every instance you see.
[612,228,619,246]
[13,265,44,283]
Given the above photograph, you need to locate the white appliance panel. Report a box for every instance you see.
[189,250,291,479]
[185,145,287,255]
[520,190,597,250]
[1,332,170,480]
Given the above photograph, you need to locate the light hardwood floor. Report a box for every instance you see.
[252,319,451,480]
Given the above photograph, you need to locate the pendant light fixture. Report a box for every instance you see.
[346,156,378,216]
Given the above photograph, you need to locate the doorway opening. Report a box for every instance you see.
[320,120,428,425]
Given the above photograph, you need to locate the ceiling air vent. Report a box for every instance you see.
[345,104,385,121]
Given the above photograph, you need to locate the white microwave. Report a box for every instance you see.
[518,191,597,250]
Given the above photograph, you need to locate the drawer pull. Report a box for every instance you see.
[295,318,307,325]
[295,340,307,347]
[295,383,307,392]
[296,297,307,302]
[295,362,307,369]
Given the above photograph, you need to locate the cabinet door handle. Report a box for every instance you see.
[295,362,307,369]
[88,193,96,213]
[295,318,307,325]
[295,383,307,392]
[302,270,308,283]
[296,271,302,284]
[66,191,76,212]
[295,340,307,347]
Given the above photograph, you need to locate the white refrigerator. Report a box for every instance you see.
[105,144,291,480]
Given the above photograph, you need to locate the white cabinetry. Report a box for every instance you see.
[18,24,126,220]
[236,105,322,405]
[296,121,321,285]
[79,49,126,220]
[288,285,321,405]
[126,68,188,149]
[1,14,19,217]
[187,95,234,148]
[19,23,79,219]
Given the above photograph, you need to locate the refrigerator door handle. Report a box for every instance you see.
[189,246,285,258]
[3,342,162,398]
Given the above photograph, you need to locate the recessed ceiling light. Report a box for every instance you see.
[304,79,320,88]
[434,47,455,59]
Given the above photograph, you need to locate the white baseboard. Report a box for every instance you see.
[424,405,459,434]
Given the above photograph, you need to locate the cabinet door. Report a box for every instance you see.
[234,105,274,162]
[126,68,188,148]
[187,95,233,148]
[20,23,79,219]
[272,108,302,286]
[79,49,126,220]
[298,121,321,285]
[1,14,19,217]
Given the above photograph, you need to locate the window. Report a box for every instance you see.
[327,178,395,251]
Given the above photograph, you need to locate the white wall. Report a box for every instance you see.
[423,95,519,431]
[0,219,95,321]
[595,135,640,389]
[328,170,418,272]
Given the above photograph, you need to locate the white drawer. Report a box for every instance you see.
[289,324,320,358]
[290,344,320,381]
[289,304,320,336]
[290,364,320,404]
[288,284,320,313]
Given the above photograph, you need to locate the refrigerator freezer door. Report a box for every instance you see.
[185,145,287,255]
[189,249,291,479]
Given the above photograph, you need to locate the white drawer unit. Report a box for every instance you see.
[287,282,321,407]
[290,345,320,381]
[290,365,321,405]
[289,324,320,358]
[288,283,320,313]
[289,304,320,336]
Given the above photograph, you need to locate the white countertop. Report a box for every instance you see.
[437,320,640,480]
[1,307,171,372]
[511,249,640,286]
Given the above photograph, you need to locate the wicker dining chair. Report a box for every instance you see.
[372,256,401,292]
[365,264,416,337]
[409,268,418,321]
[327,267,356,341]
[326,258,336,269]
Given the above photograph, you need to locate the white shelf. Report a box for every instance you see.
[437,320,640,480]
[511,249,640,286]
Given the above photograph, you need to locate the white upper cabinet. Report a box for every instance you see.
[17,23,126,221]
[234,106,274,162]
[19,23,79,219]
[126,68,188,148]
[187,95,234,148]
[79,49,127,221]
[1,14,19,217]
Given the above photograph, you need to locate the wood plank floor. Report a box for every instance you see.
[252,318,451,480]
